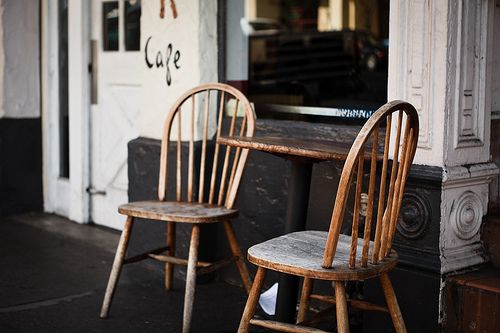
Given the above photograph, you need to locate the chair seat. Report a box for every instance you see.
[247,230,398,281]
[118,200,239,223]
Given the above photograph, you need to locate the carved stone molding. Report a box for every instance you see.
[397,192,430,240]
[405,0,432,149]
[453,0,489,149]
[440,163,498,274]
[450,191,483,240]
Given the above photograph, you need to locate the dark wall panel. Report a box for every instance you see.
[0,118,43,217]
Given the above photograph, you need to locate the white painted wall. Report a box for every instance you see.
[140,0,218,140]
[1,0,40,119]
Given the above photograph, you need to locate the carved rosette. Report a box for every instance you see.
[397,192,430,239]
[450,191,483,240]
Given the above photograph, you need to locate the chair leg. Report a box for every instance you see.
[334,281,349,333]
[238,267,266,333]
[380,273,407,333]
[223,220,252,294]
[296,277,314,324]
[182,224,200,333]
[165,221,176,291]
[100,216,134,318]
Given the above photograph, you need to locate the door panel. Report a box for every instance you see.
[90,0,142,229]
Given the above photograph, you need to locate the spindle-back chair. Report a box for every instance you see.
[100,83,255,333]
[238,100,418,333]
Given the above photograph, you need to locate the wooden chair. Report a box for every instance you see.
[99,83,255,333]
[238,100,419,333]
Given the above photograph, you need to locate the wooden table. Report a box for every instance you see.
[217,135,353,323]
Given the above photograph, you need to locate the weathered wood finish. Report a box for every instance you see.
[100,216,134,318]
[335,282,349,333]
[183,224,200,333]
[247,231,397,281]
[217,136,372,162]
[249,319,328,333]
[238,267,266,333]
[380,273,407,332]
[297,278,314,324]
[323,102,418,269]
[239,101,418,332]
[158,83,255,205]
[309,294,389,313]
[118,201,238,223]
[101,83,256,332]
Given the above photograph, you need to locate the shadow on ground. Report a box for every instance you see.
[0,213,254,333]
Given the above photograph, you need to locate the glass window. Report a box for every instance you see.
[124,0,141,51]
[103,1,119,51]
[234,0,390,122]
[58,0,69,177]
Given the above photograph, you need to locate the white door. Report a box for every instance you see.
[90,0,142,229]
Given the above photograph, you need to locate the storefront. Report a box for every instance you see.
[0,0,498,331]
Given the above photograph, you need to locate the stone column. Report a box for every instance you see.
[364,1,499,331]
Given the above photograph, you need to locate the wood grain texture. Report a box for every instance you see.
[100,216,134,318]
[309,294,389,313]
[158,83,255,204]
[118,200,238,223]
[372,115,392,264]
[183,225,200,333]
[248,231,397,281]
[239,100,418,333]
[335,281,350,333]
[249,319,328,333]
[297,277,314,324]
[104,83,256,332]
[238,267,266,333]
[218,135,357,162]
[381,273,407,333]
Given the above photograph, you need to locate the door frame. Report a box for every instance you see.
[41,0,91,223]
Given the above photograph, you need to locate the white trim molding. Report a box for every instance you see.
[445,0,494,165]
[41,0,91,223]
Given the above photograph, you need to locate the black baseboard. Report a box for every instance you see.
[0,118,43,217]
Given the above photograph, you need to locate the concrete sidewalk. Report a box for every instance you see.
[0,213,252,332]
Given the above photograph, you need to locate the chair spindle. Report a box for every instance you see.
[371,115,392,264]
[198,90,210,203]
[176,109,182,202]
[378,110,403,260]
[361,126,378,267]
[208,91,226,205]
[188,95,195,203]
[349,149,365,268]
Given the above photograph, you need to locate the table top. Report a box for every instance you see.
[217,135,355,162]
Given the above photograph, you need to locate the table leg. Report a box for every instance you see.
[275,161,313,323]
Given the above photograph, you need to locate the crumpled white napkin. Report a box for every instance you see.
[258,282,278,315]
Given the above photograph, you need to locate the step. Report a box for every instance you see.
[442,265,500,332]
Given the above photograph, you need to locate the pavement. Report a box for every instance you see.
[0,213,256,333]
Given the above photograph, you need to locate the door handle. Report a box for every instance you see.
[90,40,98,104]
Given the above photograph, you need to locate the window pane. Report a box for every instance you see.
[241,0,389,122]
[103,1,119,51]
[58,0,69,177]
[125,0,141,51]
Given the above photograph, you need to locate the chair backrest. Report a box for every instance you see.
[158,83,256,209]
[322,101,419,269]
